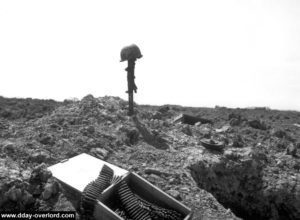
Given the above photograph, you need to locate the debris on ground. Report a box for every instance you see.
[173,114,212,125]
[1,95,300,220]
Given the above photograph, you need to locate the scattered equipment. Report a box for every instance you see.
[200,138,224,151]
[48,153,192,220]
[173,114,212,125]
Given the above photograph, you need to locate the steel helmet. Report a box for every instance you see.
[120,44,143,62]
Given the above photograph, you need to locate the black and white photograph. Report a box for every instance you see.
[0,1,299,219]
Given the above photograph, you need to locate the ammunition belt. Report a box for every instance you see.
[80,164,117,220]
[115,208,133,220]
[117,180,183,220]
[137,196,182,220]
[118,181,152,220]
[111,175,123,185]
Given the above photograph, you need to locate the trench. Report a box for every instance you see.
[189,157,300,220]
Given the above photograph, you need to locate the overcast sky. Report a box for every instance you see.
[0,0,299,110]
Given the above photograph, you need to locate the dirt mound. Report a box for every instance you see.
[0,96,60,120]
[1,95,300,219]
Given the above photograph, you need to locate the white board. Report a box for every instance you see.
[48,153,128,192]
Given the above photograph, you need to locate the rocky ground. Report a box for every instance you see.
[0,95,299,220]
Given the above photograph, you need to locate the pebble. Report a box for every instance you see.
[167,189,182,201]
[90,148,109,160]
[145,168,169,176]
[40,170,53,183]
[180,187,190,192]
[30,152,51,163]
[195,122,202,126]
[168,178,177,184]
[286,144,297,156]
[147,174,163,183]
[86,125,95,134]
[2,141,16,153]
[22,190,35,206]
[42,181,59,200]
[21,170,32,180]
[7,187,22,202]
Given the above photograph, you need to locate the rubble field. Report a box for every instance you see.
[0,95,299,220]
